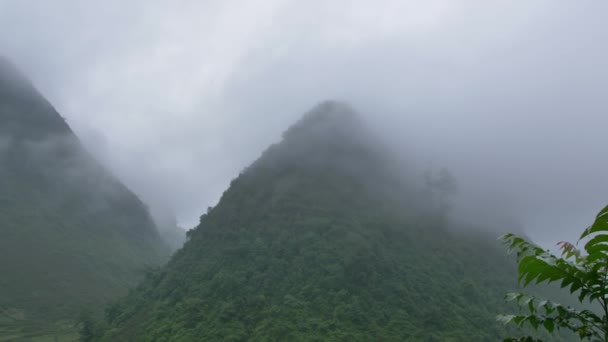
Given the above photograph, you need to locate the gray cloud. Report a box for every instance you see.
[1,1,606,246]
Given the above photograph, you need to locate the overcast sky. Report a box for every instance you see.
[1,1,606,245]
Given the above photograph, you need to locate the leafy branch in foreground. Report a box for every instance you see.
[498,205,608,341]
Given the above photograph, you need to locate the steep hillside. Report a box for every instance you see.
[92,102,571,341]
[0,58,169,340]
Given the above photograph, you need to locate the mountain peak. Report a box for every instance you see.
[250,101,378,176]
[239,101,410,215]
[0,57,71,139]
[301,100,358,123]
[0,55,16,73]
[0,56,31,91]
[283,100,362,140]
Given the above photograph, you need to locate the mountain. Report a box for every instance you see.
[0,58,169,340]
[91,101,571,341]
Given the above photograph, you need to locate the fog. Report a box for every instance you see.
[1,1,606,246]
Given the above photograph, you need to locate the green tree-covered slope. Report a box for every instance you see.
[0,57,169,340]
[93,101,570,341]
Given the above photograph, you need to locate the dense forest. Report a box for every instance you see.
[87,102,574,341]
[0,58,171,341]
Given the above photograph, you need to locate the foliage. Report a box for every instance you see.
[499,205,608,341]
[77,310,97,342]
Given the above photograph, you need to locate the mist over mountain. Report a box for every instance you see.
[2,1,605,248]
[0,59,171,340]
[90,103,573,341]
[0,2,604,341]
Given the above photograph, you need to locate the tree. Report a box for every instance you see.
[498,205,608,341]
[77,309,97,342]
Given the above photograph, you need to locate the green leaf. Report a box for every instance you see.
[579,205,608,240]
[497,314,516,325]
[527,316,538,330]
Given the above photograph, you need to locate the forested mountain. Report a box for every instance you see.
[0,57,170,340]
[91,101,572,341]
